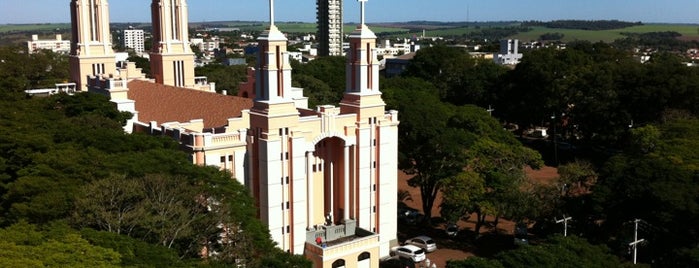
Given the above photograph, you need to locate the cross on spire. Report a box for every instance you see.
[359,0,367,26]
[269,0,276,26]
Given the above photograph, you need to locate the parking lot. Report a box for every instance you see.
[394,221,473,267]
[393,168,559,267]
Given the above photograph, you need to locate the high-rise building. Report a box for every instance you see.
[150,0,196,88]
[316,0,343,56]
[123,28,145,54]
[69,0,117,91]
[494,39,523,65]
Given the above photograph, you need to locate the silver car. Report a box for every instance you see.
[390,245,426,263]
[405,235,437,252]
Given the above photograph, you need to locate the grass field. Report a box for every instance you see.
[194,22,409,34]
[513,24,699,43]
[2,22,696,42]
[0,24,71,33]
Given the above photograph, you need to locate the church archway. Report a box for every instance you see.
[314,136,351,225]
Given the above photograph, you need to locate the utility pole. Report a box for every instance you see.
[555,215,572,237]
[629,219,644,264]
[550,113,558,164]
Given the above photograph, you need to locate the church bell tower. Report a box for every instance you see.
[150,0,195,88]
[340,0,385,120]
[69,0,117,91]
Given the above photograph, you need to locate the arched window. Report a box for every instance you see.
[332,259,345,268]
[358,252,370,261]
[357,252,371,268]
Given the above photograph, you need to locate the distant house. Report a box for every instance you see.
[383,52,416,78]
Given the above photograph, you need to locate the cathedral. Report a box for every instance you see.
[72,1,399,267]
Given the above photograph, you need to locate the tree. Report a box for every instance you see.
[127,54,151,77]
[0,221,122,268]
[73,174,146,236]
[0,45,69,92]
[557,160,597,196]
[195,64,248,95]
[591,119,699,265]
[0,90,307,266]
[291,56,346,96]
[440,171,485,224]
[383,81,468,223]
[463,137,543,234]
[292,74,339,108]
[448,235,630,268]
[80,228,190,268]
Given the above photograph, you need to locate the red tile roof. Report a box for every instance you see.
[127,80,253,129]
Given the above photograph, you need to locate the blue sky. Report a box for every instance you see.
[1,0,697,24]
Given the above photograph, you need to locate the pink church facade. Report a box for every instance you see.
[76,1,400,267]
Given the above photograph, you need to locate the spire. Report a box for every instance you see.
[345,0,378,94]
[269,0,275,26]
[359,0,367,26]
[260,0,286,41]
[255,0,292,103]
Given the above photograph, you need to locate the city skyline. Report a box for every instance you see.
[1,0,698,25]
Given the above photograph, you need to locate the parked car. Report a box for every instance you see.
[380,256,416,268]
[445,223,459,238]
[405,235,437,252]
[398,205,422,225]
[390,245,426,263]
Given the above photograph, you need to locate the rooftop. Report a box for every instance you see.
[127,80,253,129]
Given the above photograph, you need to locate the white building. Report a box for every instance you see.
[27,34,71,54]
[494,39,523,65]
[123,29,145,54]
[375,39,420,58]
[190,37,223,58]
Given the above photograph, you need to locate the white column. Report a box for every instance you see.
[329,161,333,223]
[306,151,314,227]
[344,145,350,220]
